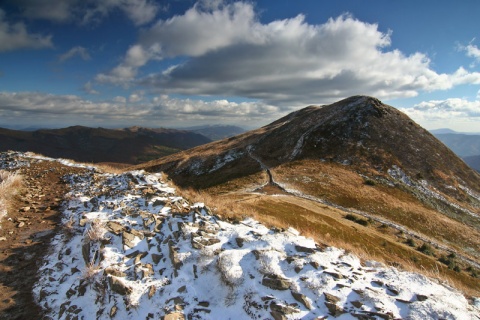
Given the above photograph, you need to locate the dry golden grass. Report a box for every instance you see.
[272,159,480,260]
[0,170,23,220]
[175,182,480,296]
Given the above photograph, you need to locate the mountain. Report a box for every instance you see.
[135,96,480,194]
[433,132,480,157]
[184,124,246,141]
[430,128,458,134]
[133,96,480,293]
[0,126,210,164]
[464,154,480,172]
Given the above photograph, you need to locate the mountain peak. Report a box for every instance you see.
[134,95,480,197]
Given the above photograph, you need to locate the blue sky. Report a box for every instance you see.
[0,0,479,131]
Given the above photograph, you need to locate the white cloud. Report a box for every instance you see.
[83,81,99,95]
[58,46,91,62]
[97,2,480,107]
[401,98,480,132]
[0,91,280,126]
[459,41,480,61]
[13,0,160,25]
[0,9,53,52]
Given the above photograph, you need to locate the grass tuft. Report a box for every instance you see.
[0,170,23,221]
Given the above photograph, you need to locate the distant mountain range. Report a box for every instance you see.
[0,126,210,164]
[182,124,246,141]
[431,130,480,171]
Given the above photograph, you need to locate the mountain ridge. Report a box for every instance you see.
[0,126,211,164]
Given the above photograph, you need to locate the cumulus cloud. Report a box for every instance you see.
[0,9,52,52]
[459,40,480,62]
[13,0,160,25]
[0,91,280,126]
[58,46,91,62]
[401,98,480,131]
[96,2,480,107]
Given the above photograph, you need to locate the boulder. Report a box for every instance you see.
[291,291,312,310]
[108,276,132,295]
[262,274,291,291]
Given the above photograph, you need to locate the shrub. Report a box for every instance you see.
[345,213,369,226]
[405,238,416,247]
[417,243,435,256]
[364,179,376,186]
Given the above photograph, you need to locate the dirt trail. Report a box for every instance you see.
[246,149,480,270]
[0,160,86,320]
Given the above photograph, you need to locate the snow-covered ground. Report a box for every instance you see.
[1,152,479,319]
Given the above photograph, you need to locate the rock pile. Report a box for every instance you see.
[29,164,479,319]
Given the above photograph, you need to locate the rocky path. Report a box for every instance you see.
[0,153,86,320]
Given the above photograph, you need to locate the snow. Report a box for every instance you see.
[1,151,479,319]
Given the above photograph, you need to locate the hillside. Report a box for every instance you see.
[0,126,210,165]
[1,152,478,319]
[132,96,480,294]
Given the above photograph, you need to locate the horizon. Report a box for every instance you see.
[0,1,479,131]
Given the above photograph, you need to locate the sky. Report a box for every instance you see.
[0,0,479,132]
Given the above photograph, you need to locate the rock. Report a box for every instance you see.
[82,241,90,264]
[324,271,344,279]
[108,276,132,295]
[0,237,6,241]
[270,311,287,320]
[270,301,300,315]
[235,237,245,247]
[152,199,165,207]
[177,285,186,293]
[142,263,154,278]
[151,253,162,265]
[198,301,210,307]
[148,285,156,299]
[324,292,341,304]
[291,291,312,310]
[19,206,30,212]
[79,218,88,227]
[351,300,363,308]
[310,261,321,269]
[110,305,118,318]
[104,266,126,277]
[372,280,384,287]
[17,222,25,228]
[169,241,183,277]
[416,294,428,301]
[164,311,185,320]
[295,245,315,254]
[262,274,291,291]
[106,221,124,235]
[386,285,400,296]
[122,230,137,248]
[325,302,345,317]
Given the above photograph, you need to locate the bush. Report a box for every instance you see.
[417,243,435,256]
[405,238,416,247]
[344,214,369,226]
[364,179,376,186]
